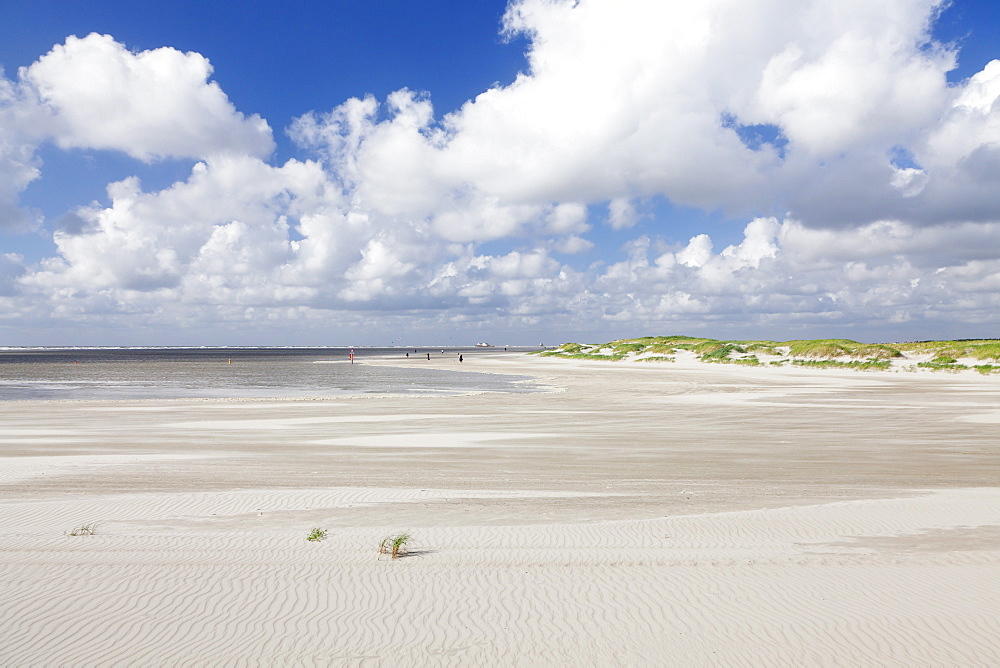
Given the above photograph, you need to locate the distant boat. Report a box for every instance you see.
[475,342,493,347]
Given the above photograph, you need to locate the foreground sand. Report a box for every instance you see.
[1,353,999,665]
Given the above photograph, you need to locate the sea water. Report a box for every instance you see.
[0,347,541,401]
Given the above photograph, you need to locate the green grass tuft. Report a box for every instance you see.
[66,523,99,536]
[306,528,328,542]
[379,532,412,559]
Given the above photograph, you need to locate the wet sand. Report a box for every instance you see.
[1,353,999,665]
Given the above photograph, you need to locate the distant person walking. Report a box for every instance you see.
[459,354,463,363]
[427,353,430,360]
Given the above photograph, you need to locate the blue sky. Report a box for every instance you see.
[1,0,999,345]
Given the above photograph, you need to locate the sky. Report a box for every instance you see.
[1,0,999,346]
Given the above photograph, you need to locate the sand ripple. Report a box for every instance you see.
[2,488,998,666]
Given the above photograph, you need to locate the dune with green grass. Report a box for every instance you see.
[536,336,1000,374]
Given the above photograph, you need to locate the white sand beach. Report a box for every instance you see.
[2,353,999,665]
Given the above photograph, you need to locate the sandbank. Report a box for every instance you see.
[1,352,998,665]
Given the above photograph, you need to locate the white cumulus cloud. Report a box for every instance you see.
[22,33,274,161]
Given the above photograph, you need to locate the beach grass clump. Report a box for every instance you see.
[897,340,943,353]
[973,364,1000,375]
[632,335,690,345]
[662,336,715,351]
[638,355,675,362]
[744,342,781,356]
[306,528,328,542]
[732,355,762,366]
[698,348,761,366]
[692,340,724,354]
[851,344,902,359]
[785,339,858,358]
[66,523,98,536]
[563,351,625,361]
[969,342,1000,361]
[648,335,708,345]
[931,355,958,364]
[538,341,632,360]
[537,342,585,356]
[897,339,1000,361]
[918,361,968,372]
[930,344,971,359]
[792,358,891,371]
[611,342,647,354]
[378,532,412,559]
[619,336,656,343]
[698,342,745,362]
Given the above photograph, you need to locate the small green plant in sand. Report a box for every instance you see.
[66,523,98,536]
[306,528,328,542]
[378,532,412,559]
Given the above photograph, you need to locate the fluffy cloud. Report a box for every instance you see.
[3,1,1000,342]
[24,156,335,298]
[583,216,1000,336]
[0,34,274,230]
[286,0,972,228]
[22,33,274,161]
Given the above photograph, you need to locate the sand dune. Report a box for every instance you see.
[2,353,999,665]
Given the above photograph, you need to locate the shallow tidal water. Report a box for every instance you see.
[0,347,540,401]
